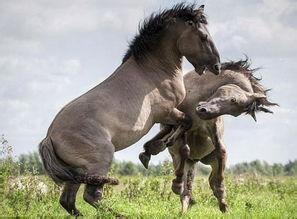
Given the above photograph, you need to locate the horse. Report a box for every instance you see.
[39,3,220,216]
[139,59,277,213]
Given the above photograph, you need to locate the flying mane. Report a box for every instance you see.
[221,57,266,95]
[122,3,204,63]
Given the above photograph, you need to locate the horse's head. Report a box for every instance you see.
[195,84,278,121]
[176,5,221,75]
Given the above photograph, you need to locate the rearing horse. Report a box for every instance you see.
[39,3,220,216]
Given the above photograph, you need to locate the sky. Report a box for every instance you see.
[0,0,296,166]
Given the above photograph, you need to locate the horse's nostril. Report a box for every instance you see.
[213,63,221,74]
[199,108,207,113]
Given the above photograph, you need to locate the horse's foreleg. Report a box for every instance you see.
[164,108,192,146]
[139,125,174,169]
[140,108,192,169]
[59,182,81,216]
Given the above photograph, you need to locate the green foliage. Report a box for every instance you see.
[0,136,296,217]
[227,159,297,176]
[18,151,44,175]
[0,135,18,204]
[284,160,297,176]
[2,131,293,177]
[0,174,296,217]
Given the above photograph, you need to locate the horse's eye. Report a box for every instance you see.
[231,97,237,103]
[201,34,208,42]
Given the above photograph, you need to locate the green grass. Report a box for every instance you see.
[0,174,296,218]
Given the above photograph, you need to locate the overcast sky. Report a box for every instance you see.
[0,0,296,165]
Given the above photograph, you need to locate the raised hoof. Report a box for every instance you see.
[139,152,151,169]
[172,180,183,195]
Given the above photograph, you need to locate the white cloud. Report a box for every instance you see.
[207,0,297,59]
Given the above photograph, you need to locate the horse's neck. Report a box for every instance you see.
[180,70,253,110]
[137,29,183,75]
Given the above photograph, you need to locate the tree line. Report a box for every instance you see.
[0,136,296,177]
[10,151,297,177]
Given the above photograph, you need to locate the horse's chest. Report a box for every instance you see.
[153,79,186,120]
[161,79,186,106]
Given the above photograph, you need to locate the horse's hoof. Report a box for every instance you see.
[219,203,228,213]
[139,152,151,169]
[71,209,83,217]
[115,212,125,218]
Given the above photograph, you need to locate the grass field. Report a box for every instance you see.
[0,174,296,218]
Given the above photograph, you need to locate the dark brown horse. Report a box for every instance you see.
[39,3,221,216]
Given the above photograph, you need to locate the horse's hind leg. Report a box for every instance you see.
[180,159,196,213]
[201,150,228,212]
[172,135,190,195]
[59,182,81,216]
[82,140,116,208]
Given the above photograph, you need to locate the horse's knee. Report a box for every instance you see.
[179,144,190,158]
[217,147,227,160]
[144,140,166,155]
[172,179,183,195]
[214,185,225,198]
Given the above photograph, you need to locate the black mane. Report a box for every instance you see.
[221,57,267,94]
[122,3,200,63]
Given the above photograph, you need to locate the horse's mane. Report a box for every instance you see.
[122,3,201,63]
[221,57,267,94]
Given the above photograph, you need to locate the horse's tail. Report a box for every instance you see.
[39,137,119,186]
[39,137,75,185]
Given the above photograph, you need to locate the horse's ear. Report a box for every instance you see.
[195,5,205,14]
[198,5,205,12]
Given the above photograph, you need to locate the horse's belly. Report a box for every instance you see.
[188,133,215,160]
[111,98,154,151]
[189,141,215,160]
[112,126,152,151]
